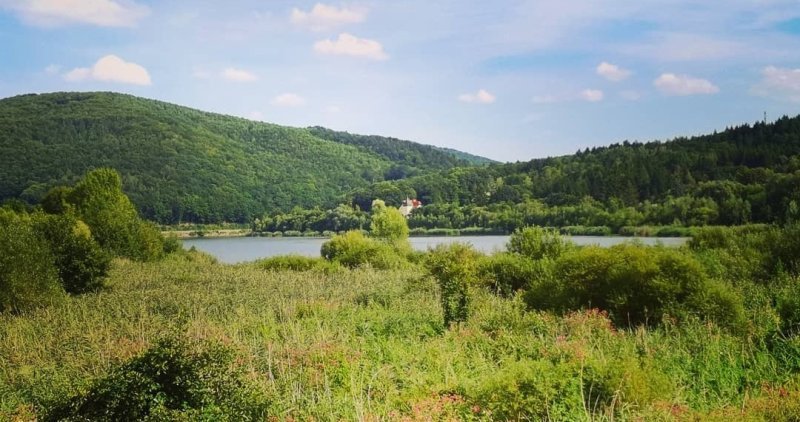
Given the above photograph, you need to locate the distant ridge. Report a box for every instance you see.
[0,92,488,223]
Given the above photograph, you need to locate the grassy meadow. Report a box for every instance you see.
[1,246,799,421]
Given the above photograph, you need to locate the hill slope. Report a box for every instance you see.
[354,117,800,225]
[0,92,483,223]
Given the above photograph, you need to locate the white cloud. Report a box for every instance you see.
[653,73,719,96]
[248,111,264,120]
[2,0,149,27]
[314,33,388,60]
[580,89,604,102]
[63,54,151,85]
[291,3,366,31]
[458,89,496,104]
[596,61,631,82]
[752,66,800,102]
[271,93,306,107]
[221,67,258,82]
[325,105,342,113]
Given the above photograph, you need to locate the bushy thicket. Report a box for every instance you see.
[60,168,165,261]
[320,207,413,270]
[420,226,752,332]
[30,213,111,294]
[0,222,62,313]
[320,231,409,269]
[46,335,269,421]
[0,168,176,313]
[425,243,481,326]
[525,244,746,330]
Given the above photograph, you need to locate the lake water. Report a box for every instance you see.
[183,235,689,264]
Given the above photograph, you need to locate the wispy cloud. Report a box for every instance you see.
[596,62,631,82]
[64,54,151,85]
[314,33,388,60]
[1,0,149,27]
[271,93,306,107]
[458,89,496,104]
[221,67,258,82]
[291,3,366,31]
[580,89,604,102]
[752,65,800,102]
[654,73,718,96]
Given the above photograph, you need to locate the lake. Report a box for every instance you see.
[183,235,689,264]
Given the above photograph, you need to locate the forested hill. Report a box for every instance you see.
[308,127,495,180]
[0,92,484,223]
[355,116,800,225]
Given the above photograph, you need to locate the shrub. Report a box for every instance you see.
[46,335,269,421]
[370,199,409,242]
[477,253,550,297]
[320,231,407,269]
[507,226,571,260]
[776,276,800,336]
[425,243,481,326]
[0,223,63,313]
[467,359,584,421]
[525,244,746,329]
[66,169,165,261]
[30,213,111,294]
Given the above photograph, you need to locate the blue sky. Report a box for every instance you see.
[1,0,800,162]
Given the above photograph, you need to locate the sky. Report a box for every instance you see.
[1,1,800,162]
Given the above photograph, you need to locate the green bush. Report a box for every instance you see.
[0,223,63,313]
[425,243,481,326]
[776,276,800,336]
[66,169,165,261]
[477,253,550,297]
[320,231,407,269]
[525,244,746,329]
[370,199,409,242]
[31,213,111,294]
[507,226,571,260]
[46,335,269,421]
[467,359,584,421]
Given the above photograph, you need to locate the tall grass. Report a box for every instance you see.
[0,250,798,420]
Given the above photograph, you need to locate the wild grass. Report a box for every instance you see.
[1,249,798,420]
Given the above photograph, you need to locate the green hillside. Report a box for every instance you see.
[0,92,482,223]
[354,117,800,228]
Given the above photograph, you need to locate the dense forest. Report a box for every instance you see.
[0,92,479,224]
[351,116,800,230]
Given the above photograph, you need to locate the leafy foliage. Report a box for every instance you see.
[524,244,746,330]
[66,168,164,261]
[30,212,111,294]
[369,199,409,242]
[425,243,481,326]
[507,226,570,260]
[364,116,800,230]
[0,221,62,313]
[320,231,408,269]
[46,335,269,421]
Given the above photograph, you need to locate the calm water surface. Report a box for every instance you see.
[183,235,688,264]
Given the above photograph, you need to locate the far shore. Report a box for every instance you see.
[166,229,695,240]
